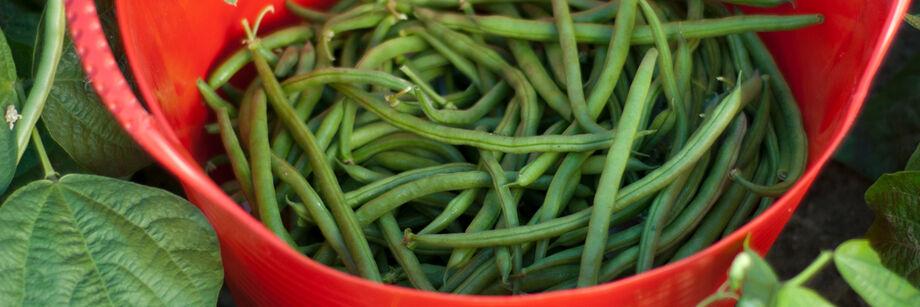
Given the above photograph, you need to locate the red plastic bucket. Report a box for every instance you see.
[65,0,910,305]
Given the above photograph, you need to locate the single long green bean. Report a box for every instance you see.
[248,89,296,246]
[423,9,823,45]
[333,84,647,153]
[379,212,436,290]
[579,48,658,287]
[216,108,255,205]
[553,0,602,133]
[14,0,64,161]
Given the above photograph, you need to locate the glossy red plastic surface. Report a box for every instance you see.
[64,0,909,305]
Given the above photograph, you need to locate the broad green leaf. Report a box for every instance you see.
[906,143,920,171]
[0,174,222,306]
[836,51,920,179]
[40,35,152,177]
[2,126,87,204]
[834,239,920,306]
[773,285,834,307]
[0,27,17,196]
[864,171,920,287]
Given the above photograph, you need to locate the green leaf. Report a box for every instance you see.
[0,174,223,306]
[39,35,152,177]
[906,143,920,171]
[864,171,920,287]
[773,285,834,307]
[834,239,920,306]
[0,27,18,196]
[836,51,920,179]
[906,14,920,31]
[728,246,781,307]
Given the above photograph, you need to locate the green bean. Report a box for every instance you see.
[484,264,581,295]
[215,108,255,205]
[722,155,775,237]
[273,42,323,158]
[272,154,357,273]
[638,0,688,150]
[407,52,450,73]
[333,84,648,153]
[735,32,809,197]
[424,9,823,45]
[445,191,506,270]
[418,189,479,235]
[400,64,451,105]
[248,89,296,246]
[369,14,400,48]
[579,48,657,287]
[369,151,442,171]
[13,0,64,161]
[197,79,237,117]
[413,81,513,126]
[274,45,300,77]
[417,17,540,137]
[569,1,620,22]
[337,34,362,164]
[244,20,380,281]
[580,155,656,175]
[208,26,312,88]
[738,78,772,167]
[283,68,414,94]
[636,171,692,273]
[480,150,522,291]
[664,151,715,227]
[313,244,339,266]
[534,151,590,261]
[356,36,429,70]
[339,161,389,184]
[400,27,482,89]
[505,37,573,120]
[584,45,609,94]
[286,0,332,21]
[453,255,501,294]
[379,212,436,290]
[525,225,641,276]
[352,133,465,164]
[321,11,389,61]
[553,0,601,133]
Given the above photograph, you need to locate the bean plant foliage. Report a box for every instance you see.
[0,1,223,306]
[701,131,920,306]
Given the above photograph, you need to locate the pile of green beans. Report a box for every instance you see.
[199,0,817,295]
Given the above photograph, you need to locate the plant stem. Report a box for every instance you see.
[31,128,57,180]
[786,251,833,287]
[15,0,65,162]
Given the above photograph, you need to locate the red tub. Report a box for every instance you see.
[64,0,909,305]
